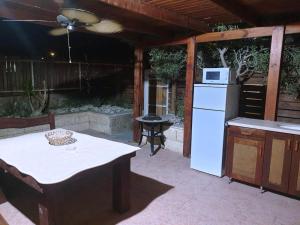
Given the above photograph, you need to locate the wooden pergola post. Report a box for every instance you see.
[183,37,196,157]
[133,47,143,142]
[264,26,285,121]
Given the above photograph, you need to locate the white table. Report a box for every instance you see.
[0,129,139,225]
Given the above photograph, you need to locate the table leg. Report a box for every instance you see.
[113,159,130,213]
[38,186,63,225]
[150,126,155,155]
[138,123,143,146]
[0,172,7,204]
[159,124,165,148]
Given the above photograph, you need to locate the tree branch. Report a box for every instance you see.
[217,48,228,68]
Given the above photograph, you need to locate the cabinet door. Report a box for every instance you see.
[289,135,300,196]
[226,134,264,185]
[263,132,293,193]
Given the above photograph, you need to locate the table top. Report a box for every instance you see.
[0,129,140,184]
[135,116,169,123]
[227,117,300,135]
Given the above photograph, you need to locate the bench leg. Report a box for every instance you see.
[113,159,130,213]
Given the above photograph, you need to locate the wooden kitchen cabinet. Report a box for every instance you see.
[262,132,293,193]
[226,119,300,198]
[226,126,265,186]
[288,135,300,196]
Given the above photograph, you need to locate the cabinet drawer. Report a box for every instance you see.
[228,126,265,138]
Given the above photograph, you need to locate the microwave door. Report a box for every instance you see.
[207,71,220,80]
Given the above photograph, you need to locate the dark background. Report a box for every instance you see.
[0,20,134,64]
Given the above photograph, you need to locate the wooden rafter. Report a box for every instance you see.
[97,0,209,33]
[209,0,260,25]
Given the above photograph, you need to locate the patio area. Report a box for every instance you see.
[1,1,300,225]
[1,130,300,225]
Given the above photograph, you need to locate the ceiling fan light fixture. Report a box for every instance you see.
[86,19,123,33]
[67,24,75,31]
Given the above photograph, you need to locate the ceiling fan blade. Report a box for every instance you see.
[86,19,123,33]
[1,19,56,23]
[49,27,69,36]
[61,8,100,24]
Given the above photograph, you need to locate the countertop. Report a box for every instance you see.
[227,117,300,135]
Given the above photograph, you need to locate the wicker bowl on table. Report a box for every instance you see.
[45,129,76,146]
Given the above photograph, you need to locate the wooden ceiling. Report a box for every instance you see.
[143,0,241,25]
[0,0,300,44]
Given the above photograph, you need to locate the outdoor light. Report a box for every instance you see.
[49,51,56,57]
[67,24,75,31]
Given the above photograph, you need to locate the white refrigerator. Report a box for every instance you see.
[191,84,239,177]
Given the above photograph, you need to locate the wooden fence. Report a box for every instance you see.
[0,59,133,94]
[239,84,266,119]
[277,94,300,123]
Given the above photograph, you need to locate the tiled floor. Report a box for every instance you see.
[1,130,300,225]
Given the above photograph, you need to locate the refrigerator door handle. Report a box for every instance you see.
[193,107,225,112]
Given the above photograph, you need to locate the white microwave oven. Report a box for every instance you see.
[202,67,236,84]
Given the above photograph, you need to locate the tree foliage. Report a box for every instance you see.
[198,24,270,83]
[281,46,300,98]
[148,48,186,81]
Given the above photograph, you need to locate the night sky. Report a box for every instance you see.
[0,20,134,64]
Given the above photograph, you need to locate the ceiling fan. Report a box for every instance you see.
[1,8,123,63]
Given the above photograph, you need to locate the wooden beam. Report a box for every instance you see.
[183,37,196,157]
[285,23,300,35]
[196,26,275,43]
[195,24,300,44]
[97,0,209,33]
[133,48,143,142]
[142,24,300,48]
[264,26,285,121]
[209,0,260,25]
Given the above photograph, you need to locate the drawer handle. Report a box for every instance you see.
[295,141,299,152]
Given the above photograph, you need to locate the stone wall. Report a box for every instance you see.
[0,112,183,154]
[164,126,184,153]
[0,112,132,139]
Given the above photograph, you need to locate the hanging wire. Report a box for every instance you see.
[67,29,72,63]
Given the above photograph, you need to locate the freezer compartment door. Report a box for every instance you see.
[193,85,227,110]
[191,108,226,177]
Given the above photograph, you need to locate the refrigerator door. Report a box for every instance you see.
[193,85,227,111]
[191,108,226,177]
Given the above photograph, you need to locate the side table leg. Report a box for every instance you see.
[113,159,130,213]
[150,126,155,155]
[159,124,165,148]
[138,123,143,146]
